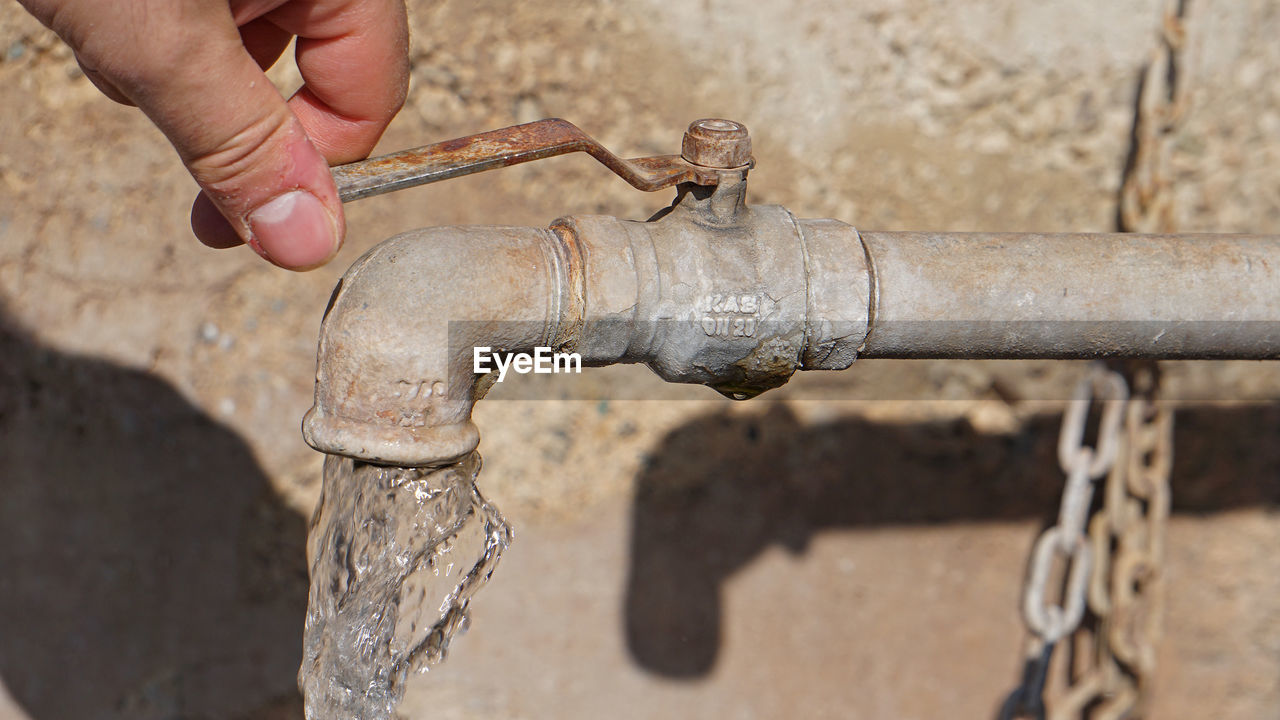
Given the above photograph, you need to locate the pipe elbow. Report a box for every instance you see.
[302,225,574,466]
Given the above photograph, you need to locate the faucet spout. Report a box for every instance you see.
[302,224,580,466]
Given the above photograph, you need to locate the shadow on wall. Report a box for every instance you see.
[624,401,1280,678]
[0,305,308,720]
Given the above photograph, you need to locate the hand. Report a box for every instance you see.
[19,0,410,270]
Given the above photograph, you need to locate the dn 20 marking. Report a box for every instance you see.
[702,315,757,337]
[698,293,759,338]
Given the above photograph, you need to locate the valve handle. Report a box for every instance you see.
[332,117,752,203]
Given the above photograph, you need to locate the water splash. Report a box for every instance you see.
[299,452,512,720]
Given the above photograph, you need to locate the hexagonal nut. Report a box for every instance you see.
[681,118,752,169]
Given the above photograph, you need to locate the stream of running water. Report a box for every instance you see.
[298,452,512,720]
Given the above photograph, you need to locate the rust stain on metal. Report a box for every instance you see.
[681,118,753,169]
[331,118,750,203]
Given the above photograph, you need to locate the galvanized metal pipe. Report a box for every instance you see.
[858,231,1280,360]
[304,188,1280,466]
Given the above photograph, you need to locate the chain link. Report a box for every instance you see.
[1070,362,1173,719]
[1024,364,1128,647]
[1119,0,1194,234]
[1000,361,1175,719]
[999,364,1128,720]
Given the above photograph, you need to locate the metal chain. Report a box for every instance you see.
[999,363,1128,720]
[1069,363,1173,720]
[1119,0,1194,234]
[1079,0,1188,707]
[999,363,1175,720]
[1002,2,1187,716]
[1030,365,1129,646]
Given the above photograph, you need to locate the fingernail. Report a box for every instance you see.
[248,191,340,270]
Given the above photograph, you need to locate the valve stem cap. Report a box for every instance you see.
[682,118,752,169]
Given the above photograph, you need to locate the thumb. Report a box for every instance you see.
[132,33,343,270]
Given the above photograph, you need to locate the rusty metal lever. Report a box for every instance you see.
[331,118,752,203]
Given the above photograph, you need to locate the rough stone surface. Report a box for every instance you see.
[1,1,1278,718]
